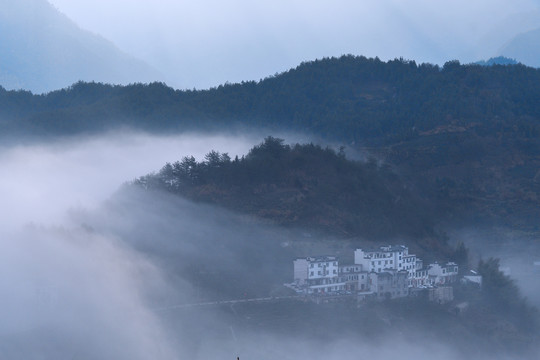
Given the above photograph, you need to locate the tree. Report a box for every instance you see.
[450,241,469,272]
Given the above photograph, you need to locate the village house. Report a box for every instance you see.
[368,269,409,300]
[354,245,424,285]
[462,270,482,285]
[293,256,346,294]
[427,262,459,285]
[290,245,459,300]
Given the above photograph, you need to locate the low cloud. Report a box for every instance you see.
[0,131,538,359]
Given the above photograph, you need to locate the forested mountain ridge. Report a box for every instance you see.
[2,55,540,142]
[2,55,539,228]
[134,137,455,258]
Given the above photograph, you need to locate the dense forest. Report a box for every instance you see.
[2,55,539,227]
[134,137,455,257]
[1,55,540,142]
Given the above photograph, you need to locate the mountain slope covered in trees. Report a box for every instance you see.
[2,55,539,228]
[134,137,454,257]
[2,55,540,142]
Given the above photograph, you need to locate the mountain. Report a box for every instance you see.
[0,0,163,93]
[133,137,440,249]
[474,56,518,66]
[1,56,540,230]
[498,27,540,68]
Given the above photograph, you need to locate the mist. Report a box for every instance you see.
[0,131,538,359]
[48,0,540,89]
[0,132,257,229]
[0,132,258,359]
[447,227,540,308]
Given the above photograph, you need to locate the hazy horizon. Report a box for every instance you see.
[47,0,540,89]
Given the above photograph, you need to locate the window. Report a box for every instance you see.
[318,271,321,275]
[310,272,313,276]
[333,270,337,274]
[310,264,314,268]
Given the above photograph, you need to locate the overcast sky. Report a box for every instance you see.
[48,0,540,88]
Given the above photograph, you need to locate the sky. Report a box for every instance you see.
[47,0,540,89]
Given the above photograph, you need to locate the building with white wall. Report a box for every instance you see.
[462,270,482,286]
[354,245,418,275]
[293,255,346,294]
[427,262,459,285]
[354,245,460,287]
[291,245,458,297]
[338,264,365,292]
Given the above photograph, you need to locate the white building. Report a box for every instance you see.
[292,246,459,297]
[427,262,459,285]
[293,256,346,294]
[338,264,366,292]
[354,245,459,287]
[354,245,415,273]
[354,245,425,285]
[462,270,482,286]
[411,267,430,287]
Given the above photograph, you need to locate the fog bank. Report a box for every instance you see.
[0,131,537,359]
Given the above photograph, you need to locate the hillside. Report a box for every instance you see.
[125,139,539,358]
[2,56,540,140]
[134,137,453,257]
[86,184,539,360]
[2,56,539,228]
[0,0,162,93]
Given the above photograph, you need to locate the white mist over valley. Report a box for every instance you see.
[1,1,540,359]
[0,132,538,359]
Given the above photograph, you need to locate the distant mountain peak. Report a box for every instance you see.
[474,56,518,66]
[497,27,540,68]
[0,0,164,93]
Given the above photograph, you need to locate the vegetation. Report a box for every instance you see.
[133,137,452,256]
[474,56,519,66]
[2,55,539,227]
[2,55,540,142]
[477,258,538,332]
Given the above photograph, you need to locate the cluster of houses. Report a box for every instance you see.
[290,245,459,301]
